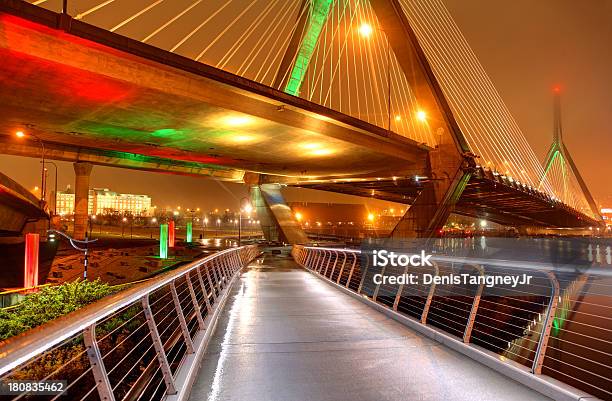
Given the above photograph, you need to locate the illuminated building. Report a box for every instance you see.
[601,208,612,228]
[55,186,153,216]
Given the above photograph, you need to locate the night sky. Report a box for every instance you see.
[0,0,610,208]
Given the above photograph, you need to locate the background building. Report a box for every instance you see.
[55,186,152,216]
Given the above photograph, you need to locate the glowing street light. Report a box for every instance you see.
[295,212,303,222]
[367,213,375,222]
[16,130,46,202]
[358,22,373,38]
[416,110,427,122]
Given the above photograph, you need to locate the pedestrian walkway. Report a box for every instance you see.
[189,253,550,401]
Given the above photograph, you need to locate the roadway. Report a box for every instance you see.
[188,253,550,401]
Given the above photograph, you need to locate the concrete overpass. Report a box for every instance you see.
[0,0,602,243]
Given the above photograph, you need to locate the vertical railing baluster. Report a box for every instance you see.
[421,262,439,324]
[170,281,195,353]
[318,251,328,273]
[463,265,485,343]
[83,323,116,401]
[304,249,313,268]
[336,253,347,284]
[186,272,205,330]
[327,251,338,279]
[533,272,560,374]
[205,263,217,303]
[393,266,409,311]
[354,253,365,291]
[372,264,386,301]
[196,267,213,313]
[141,294,177,395]
[211,260,222,293]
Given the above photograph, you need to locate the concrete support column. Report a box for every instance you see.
[73,162,93,240]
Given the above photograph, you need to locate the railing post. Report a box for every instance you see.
[304,249,313,268]
[463,265,485,343]
[211,260,222,293]
[336,253,347,284]
[170,281,195,354]
[214,259,225,287]
[355,253,365,291]
[186,272,206,330]
[327,251,339,278]
[314,251,323,271]
[532,272,560,374]
[219,258,230,281]
[233,252,242,270]
[421,262,439,324]
[318,251,328,273]
[315,251,324,273]
[205,263,217,303]
[372,265,386,301]
[83,323,116,401]
[196,267,213,313]
[141,294,177,395]
[393,266,409,311]
[323,251,333,276]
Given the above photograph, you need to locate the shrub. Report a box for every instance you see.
[0,279,116,341]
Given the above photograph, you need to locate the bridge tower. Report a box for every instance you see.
[540,89,601,221]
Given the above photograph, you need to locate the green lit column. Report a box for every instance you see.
[160,224,168,259]
[284,0,333,96]
[186,221,193,243]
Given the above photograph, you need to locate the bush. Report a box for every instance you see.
[0,279,117,341]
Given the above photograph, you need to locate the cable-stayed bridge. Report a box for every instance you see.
[0,0,603,241]
[0,2,610,401]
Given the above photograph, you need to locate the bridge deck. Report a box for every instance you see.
[188,254,550,401]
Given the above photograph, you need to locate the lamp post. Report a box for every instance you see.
[16,131,46,203]
[239,197,253,246]
[47,229,98,280]
[43,161,59,215]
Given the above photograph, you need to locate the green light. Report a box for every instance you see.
[552,318,560,336]
[186,221,193,243]
[284,0,333,96]
[151,128,181,137]
[160,224,168,259]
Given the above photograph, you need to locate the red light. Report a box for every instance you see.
[168,220,175,248]
[553,86,561,93]
[24,233,39,288]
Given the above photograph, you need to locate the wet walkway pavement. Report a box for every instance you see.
[189,253,549,401]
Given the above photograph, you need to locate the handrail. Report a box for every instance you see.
[293,245,608,400]
[0,245,257,377]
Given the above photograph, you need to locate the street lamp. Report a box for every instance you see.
[239,197,253,246]
[16,130,46,203]
[47,229,97,279]
[43,161,59,215]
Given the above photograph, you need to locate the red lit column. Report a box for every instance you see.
[24,233,39,288]
[73,162,93,240]
[168,220,175,248]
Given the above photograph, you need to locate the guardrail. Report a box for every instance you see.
[0,245,259,401]
[292,245,610,401]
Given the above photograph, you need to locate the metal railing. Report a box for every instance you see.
[292,245,611,400]
[0,245,259,401]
